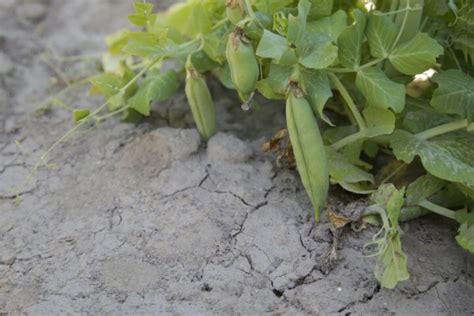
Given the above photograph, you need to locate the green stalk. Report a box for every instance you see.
[418,200,457,220]
[331,131,365,151]
[392,0,423,48]
[32,55,164,172]
[244,0,264,29]
[415,119,470,140]
[32,38,203,172]
[327,58,386,73]
[328,73,366,131]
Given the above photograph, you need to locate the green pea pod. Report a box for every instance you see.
[286,89,329,221]
[185,67,217,141]
[226,0,244,25]
[226,27,259,97]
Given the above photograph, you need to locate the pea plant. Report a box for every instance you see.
[39,0,473,289]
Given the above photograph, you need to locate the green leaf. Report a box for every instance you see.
[456,223,474,253]
[455,184,474,205]
[402,110,451,134]
[393,0,424,44]
[216,64,235,90]
[256,30,289,61]
[254,0,294,14]
[376,232,410,289]
[456,209,474,226]
[356,67,406,113]
[287,0,311,47]
[129,2,156,27]
[391,130,474,186]
[326,146,374,193]
[308,0,333,18]
[431,70,474,121]
[122,32,167,58]
[89,67,137,111]
[203,26,232,64]
[89,73,125,97]
[386,187,404,226]
[165,1,212,36]
[298,33,338,70]
[338,9,366,69]
[105,29,131,55]
[300,69,333,125]
[306,10,347,42]
[370,184,410,289]
[455,210,474,253]
[424,0,449,17]
[73,109,90,123]
[389,33,443,75]
[256,63,293,99]
[190,50,220,73]
[406,174,447,205]
[128,71,178,116]
[363,106,396,137]
[122,108,143,123]
[371,184,402,212]
[366,12,397,58]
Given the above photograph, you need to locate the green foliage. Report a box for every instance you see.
[128,71,178,116]
[431,70,474,121]
[365,185,409,289]
[388,33,444,75]
[456,210,474,252]
[72,109,90,123]
[391,130,474,186]
[356,67,405,113]
[43,0,474,290]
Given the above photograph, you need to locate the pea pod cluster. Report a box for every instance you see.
[185,65,217,141]
[226,27,259,99]
[286,87,329,221]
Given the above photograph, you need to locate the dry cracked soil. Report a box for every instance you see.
[0,0,473,315]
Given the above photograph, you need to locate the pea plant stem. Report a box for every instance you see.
[32,55,163,172]
[328,73,366,131]
[416,119,470,140]
[244,0,264,29]
[35,78,90,112]
[331,131,364,151]
[418,200,457,220]
[327,57,386,73]
[32,36,204,172]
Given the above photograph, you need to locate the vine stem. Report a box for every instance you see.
[32,54,163,172]
[331,131,364,151]
[328,73,366,131]
[244,0,264,29]
[30,37,202,174]
[35,78,90,112]
[327,57,386,73]
[418,200,457,220]
[415,119,470,140]
[379,163,406,185]
[328,72,367,150]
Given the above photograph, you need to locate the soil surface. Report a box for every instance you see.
[1,1,473,315]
